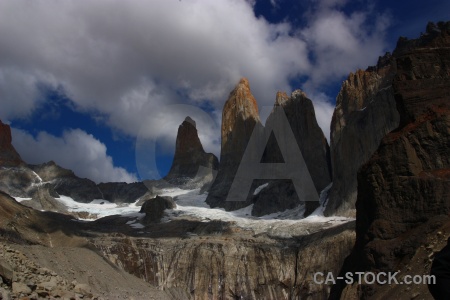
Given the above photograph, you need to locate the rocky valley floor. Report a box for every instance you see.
[0,189,357,300]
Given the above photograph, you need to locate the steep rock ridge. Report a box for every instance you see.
[164,116,219,189]
[29,161,103,203]
[252,90,331,216]
[31,161,149,204]
[330,21,450,299]
[0,128,65,211]
[0,121,23,167]
[206,78,264,210]
[0,123,150,207]
[325,50,400,217]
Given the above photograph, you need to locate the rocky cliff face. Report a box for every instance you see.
[0,131,68,212]
[266,90,331,193]
[165,116,219,189]
[206,78,264,210]
[94,222,355,300]
[30,161,150,204]
[0,121,23,167]
[325,47,400,217]
[252,90,331,217]
[0,155,149,208]
[330,21,450,299]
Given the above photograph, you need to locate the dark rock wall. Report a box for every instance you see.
[330,21,450,299]
[164,116,219,189]
[253,90,331,217]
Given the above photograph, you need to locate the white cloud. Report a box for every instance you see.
[11,128,138,183]
[0,0,309,138]
[300,1,391,89]
[0,0,390,151]
[0,68,58,121]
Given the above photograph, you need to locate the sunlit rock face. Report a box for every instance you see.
[206,78,264,211]
[164,116,218,189]
[330,21,450,299]
[207,78,332,215]
[325,47,400,217]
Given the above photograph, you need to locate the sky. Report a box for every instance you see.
[1,0,448,183]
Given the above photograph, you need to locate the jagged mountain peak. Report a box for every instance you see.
[275,91,289,106]
[164,116,218,188]
[220,77,262,161]
[291,89,308,100]
[183,116,196,128]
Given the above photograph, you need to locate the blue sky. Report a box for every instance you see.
[1,0,448,183]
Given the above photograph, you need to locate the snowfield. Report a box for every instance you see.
[14,185,353,237]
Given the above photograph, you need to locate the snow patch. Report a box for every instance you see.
[55,195,142,220]
[47,185,352,237]
[163,189,353,237]
[14,197,32,202]
[129,223,145,229]
[308,182,333,217]
[253,183,269,195]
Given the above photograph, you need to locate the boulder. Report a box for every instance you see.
[12,282,31,295]
[140,196,176,224]
[0,259,13,283]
